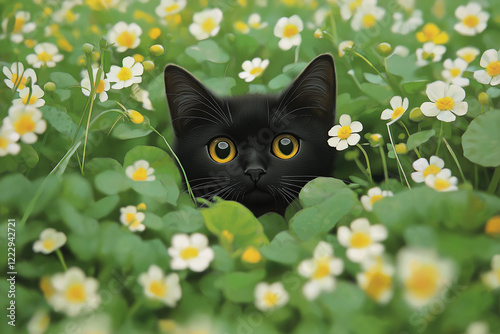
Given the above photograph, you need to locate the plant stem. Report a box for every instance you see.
[356,143,373,184]
[127,300,143,318]
[442,137,466,183]
[436,122,444,155]
[398,120,421,158]
[56,249,68,271]
[379,145,389,190]
[487,166,500,194]
[354,157,371,182]
[353,51,392,87]
[387,123,411,189]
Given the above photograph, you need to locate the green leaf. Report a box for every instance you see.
[111,122,152,139]
[185,40,229,63]
[268,73,292,90]
[61,174,94,210]
[163,207,204,233]
[402,80,428,95]
[49,72,78,88]
[19,143,39,168]
[42,105,77,137]
[283,62,307,76]
[211,245,235,272]
[299,177,350,208]
[406,129,436,150]
[144,212,164,231]
[95,170,130,195]
[260,231,300,265]
[360,83,392,103]
[320,281,366,316]
[204,77,236,96]
[258,213,288,241]
[85,195,120,219]
[462,109,500,167]
[220,270,266,303]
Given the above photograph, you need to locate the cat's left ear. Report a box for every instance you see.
[278,54,336,124]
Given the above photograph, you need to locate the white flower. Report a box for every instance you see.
[474,49,500,86]
[481,254,500,289]
[51,0,81,24]
[392,45,410,58]
[27,309,50,334]
[7,104,46,144]
[0,11,36,43]
[338,40,354,57]
[108,22,142,52]
[189,8,223,40]
[81,68,110,102]
[356,256,394,304]
[238,58,269,82]
[397,248,455,308]
[155,0,187,18]
[381,96,408,122]
[327,114,363,151]
[248,13,267,29]
[340,0,371,21]
[120,205,146,232]
[454,2,489,36]
[131,84,153,111]
[456,46,480,64]
[464,322,492,334]
[3,62,37,91]
[338,218,388,263]
[351,2,385,31]
[107,56,143,89]
[138,265,182,306]
[26,43,63,68]
[168,233,214,272]
[254,282,289,311]
[13,85,45,107]
[442,58,470,87]
[360,187,394,211]
[420,81,468,122]
[125,159,155,181]
[425,168,459,192]
[298,241,344,300]
[49,267,101,317]
[33,228,67,254]
[397,0,415,10]
[274,15,303,51]
[416,42,446,66]
[0,122,20,156]
[411,155,445,183]
[391,10,423,35]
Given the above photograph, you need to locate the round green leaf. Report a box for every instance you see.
[462,110,500,167]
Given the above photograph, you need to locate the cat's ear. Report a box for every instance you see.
[164,65,222,136]
[278,54,336,124]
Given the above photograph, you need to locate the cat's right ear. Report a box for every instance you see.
[164,65,220,137]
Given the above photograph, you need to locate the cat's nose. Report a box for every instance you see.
[245,168,266,182]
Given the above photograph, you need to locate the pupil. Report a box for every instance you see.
[279,137,294,155]
[216,141,230,159]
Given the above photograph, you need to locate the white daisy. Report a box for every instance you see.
[7,104,46,144]
[411,155,445,183]
[420,81,468,122]
[49,267,101,317]
[107,22,142,52]
[26,43,63,68]
[238,58,269,82]
[125,159,155,181]
[297,241,344,300]
[391,10,423,35]
[155,0,187,18]
[3,62,37,91]
[0,11,36,43]
[454,2,489,36]
[425,168,459,192]
[273,15,303,51]
[351,2,385,31]
[33,228,67,254]
[327,114,363,151]
[416,42,446,66]
[481,254,500,289]
[340,0,370,21]
[356,256,394,304]
[0,122,21,157]
[254,282,289,311]
[338,218,388,263]
[119,205,146,232]
[442,58,470,87]
[14,85,45,107]
[168,233,215,272]
[81,68,110,102]
[456,46,480,64]
[248,13,267,29]
[474,49,500,86]
[138,265,182,306]
[189,8,223,40]
[107,56,144,90]
[381,96,409,122]
[360,187,394,212]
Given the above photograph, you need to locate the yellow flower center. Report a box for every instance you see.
[423,164,441,177]
[241,246,262,263]
[221,230,234,243]
[392,107,405,119]
[434,178,451,191]
[131,167,148,181]
[137,203,147,210]
[435,96,455,111]
[43,239,55,251]
[37,51,53,63]
[263,291,279,307]
[65,283,86,303]
[235,21,249,33]
[462,15,479,28]
[249,66,264,76]
[0,137,8,149]
[13,17,25,34]
[201,17,217,33]
[116,31,136,48]
[497,269,500,284]
[370,194,383,206]
[486,61,500,77]
[283,24,299,38]
[11,73,28,90]
[13,114,36,135]
[117,67,133,81]
[422,51,435,61]
[362,14,376,28]
[461,53,475,63]
[180,246,199,260]
[449,68,461,78]
[485,215,500,236]
[125,212,136,223]
[165,3,179,13]
[313,260,330,279]
[350,231,371,248]
[364,267,392,300]
[405,264,439,299]
[337,125,352,140]
[349,0,362,11]
[22,94,38,105]
[95,79,105,93]
[64,10,76,23]
[149,280,168,298]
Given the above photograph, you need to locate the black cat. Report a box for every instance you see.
[164,54,336,216]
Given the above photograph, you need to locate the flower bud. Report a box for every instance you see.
[142,60,155,72]
[376,42,392,57]
[44,82,56,92]
[127,110,144,124]
[241,246,262,264]
[478,92,489,106]
[344,149,360,161]
[485,215,500,237]
[409,107,425,122]
[368,133,383,147]
[149,44,164,56]
[395,143,408,154]
[82,43,94,55]
[314,28,323,39]
[149,27,161,40]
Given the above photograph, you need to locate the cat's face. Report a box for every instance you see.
[164,54,336,216]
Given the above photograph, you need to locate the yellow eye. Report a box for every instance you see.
[272,134,299,159]
[209,137,236,163]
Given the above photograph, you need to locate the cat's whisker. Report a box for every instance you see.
[279,181,306,189]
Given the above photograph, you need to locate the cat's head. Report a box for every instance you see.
[164,54,336,216]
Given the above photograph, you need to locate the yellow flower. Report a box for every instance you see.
[127,109,145,124]
[120,205,146,232]
[416,23,449,44]
[125,160,155,181]
[149,27,161,39]
[241,246,262,263]
[485,215,500,237]
[139,265,182,306]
